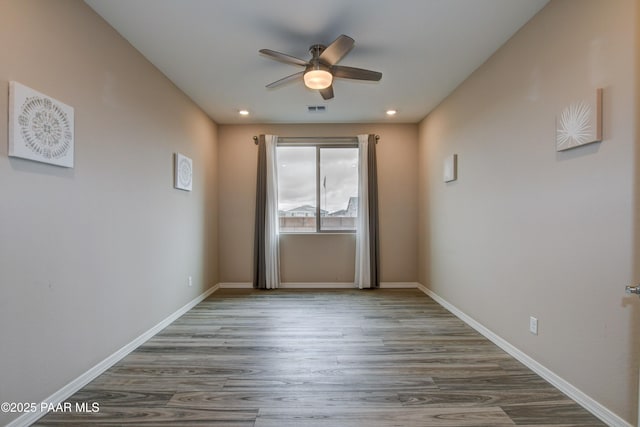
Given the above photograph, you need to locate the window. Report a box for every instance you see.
[277,142,358,233]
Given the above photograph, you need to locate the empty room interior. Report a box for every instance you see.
[1,0,639,426]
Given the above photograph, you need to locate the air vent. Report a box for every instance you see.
[307,105,327,113]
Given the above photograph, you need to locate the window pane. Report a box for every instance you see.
[320,147,358,231]
[277,146,317,232]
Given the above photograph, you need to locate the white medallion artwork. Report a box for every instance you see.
[8,81,75,167]
[174,153,193,191]
[556,88,602,151]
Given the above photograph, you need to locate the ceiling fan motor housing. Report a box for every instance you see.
[309,44,327,58]
[306,45,330,70]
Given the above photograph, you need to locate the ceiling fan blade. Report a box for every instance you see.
[320,85,334,100]
[266,71,304,88]
[259,49,308,67]
[332,65,382,81]
[319,35,354,65]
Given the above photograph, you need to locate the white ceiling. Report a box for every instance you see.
[85,0,549,124]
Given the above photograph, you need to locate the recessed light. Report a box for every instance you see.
[386,109,397,116]
[239,109,249,116]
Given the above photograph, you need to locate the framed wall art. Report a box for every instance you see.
[443,154,457,182]
[8,81,75,168]
[556,88,603,151]
[174,153,193,191]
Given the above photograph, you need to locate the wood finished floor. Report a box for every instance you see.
[35,289,604,426]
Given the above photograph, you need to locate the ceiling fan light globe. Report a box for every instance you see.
[304,69,333,90]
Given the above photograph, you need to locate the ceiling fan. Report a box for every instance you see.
[259,35,382,100]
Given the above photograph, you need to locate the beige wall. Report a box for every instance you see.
[418,0,638,423]
[0,1,218,425]
[218,123,418,284]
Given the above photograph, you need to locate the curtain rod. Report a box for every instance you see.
[253,135,379,145]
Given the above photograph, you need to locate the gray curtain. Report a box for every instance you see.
[355,134,380,289]
[253,135,267,289]
[367,134,380,288]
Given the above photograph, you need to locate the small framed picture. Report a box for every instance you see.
[174,153,193,191]
[443,154,457,182]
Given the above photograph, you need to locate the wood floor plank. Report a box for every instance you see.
[34,289,604,426]
[432,373,554,390]
[168,390,404,408]
[254,406,517,427]
[35,406,257,425]
[398,389,571,407]
[220,375,438,392]
[64,389,174,407]
[501,402,607,426]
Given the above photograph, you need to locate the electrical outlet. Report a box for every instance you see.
[529,316,538,335]
[188,276,193,287]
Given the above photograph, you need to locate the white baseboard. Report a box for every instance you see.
[217,282,420,289]
[6,284,220,427]
[218,282,252,289]
[380,282,420,289]
[416,284,631,427]
[281,282,355,289]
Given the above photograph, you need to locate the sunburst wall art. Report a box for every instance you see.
[556,88,602,151]
[8,81,75,167]
[174,153,193,191]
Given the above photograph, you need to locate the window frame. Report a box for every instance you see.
[277,138,358,234]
